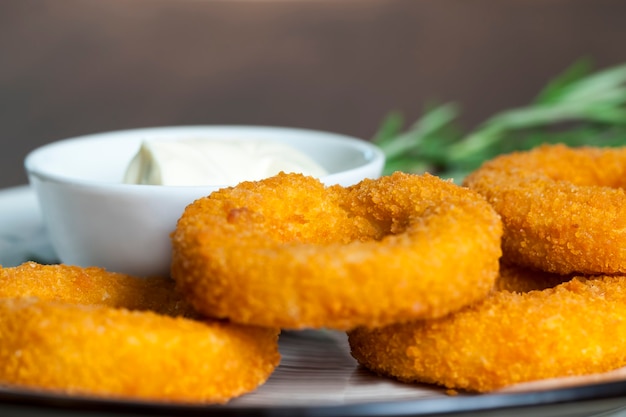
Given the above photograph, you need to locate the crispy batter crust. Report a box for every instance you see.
[0,298,280,403]
[463,144,626,274]
[348,272,626,392]
[0,263,280,403]
[0,262,195,317]
[171,172,502,330]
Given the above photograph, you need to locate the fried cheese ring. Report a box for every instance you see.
[0,262,196,317]
[0,297,280,403]
[171,171,503,330]
[0,262,280,403]
[463,144,626,274]
[349,270,626,392]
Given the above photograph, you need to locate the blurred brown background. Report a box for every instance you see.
[1,0,625,189]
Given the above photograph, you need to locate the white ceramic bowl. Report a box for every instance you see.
[25,125,385,277]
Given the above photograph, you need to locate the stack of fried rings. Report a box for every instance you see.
[171,171,503,330]
[465,143,626,275]
[0,262,280,403]
[349,144,626,392]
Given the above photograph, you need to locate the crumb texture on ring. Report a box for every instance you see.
[349,144,626,393]
[0,263,280,403]
[464,144,626,275]
[171,171,502,330]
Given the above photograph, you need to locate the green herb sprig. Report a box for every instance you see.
[374,59,626,182]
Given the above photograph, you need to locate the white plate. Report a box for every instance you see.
[2,186,626,417]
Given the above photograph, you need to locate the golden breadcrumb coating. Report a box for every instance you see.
[0,298,280,403]
[171,171,502,330]
[464,144,626,274]
[0,262,196,317]
[349,275,626,392]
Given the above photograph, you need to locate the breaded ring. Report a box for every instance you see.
[348,273,626,393]
[0,297,280,403]
[0,262,196,317]
[171,171,502,330]
[463,144,626,274]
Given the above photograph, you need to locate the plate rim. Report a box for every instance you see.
[1,378,626,416]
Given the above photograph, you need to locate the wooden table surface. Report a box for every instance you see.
[1,0,625,188]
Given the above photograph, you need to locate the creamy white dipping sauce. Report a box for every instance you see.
[123,139,328,186]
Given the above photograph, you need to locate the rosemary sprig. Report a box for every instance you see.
[374,59,626,182]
